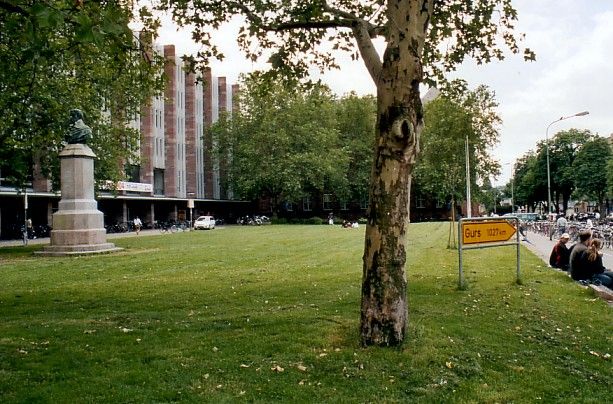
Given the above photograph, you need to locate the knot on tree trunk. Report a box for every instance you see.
[391,117,419,163]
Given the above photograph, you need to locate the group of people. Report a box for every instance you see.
[549,230,613,287]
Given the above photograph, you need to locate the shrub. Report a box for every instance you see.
[308,216,324,225]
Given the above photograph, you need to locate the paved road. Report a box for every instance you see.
[521,230,613,269]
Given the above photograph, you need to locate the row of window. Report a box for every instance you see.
[287,194,368,212]
[415,197,445,209]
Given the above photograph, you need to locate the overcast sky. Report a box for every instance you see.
[157,0,612,186]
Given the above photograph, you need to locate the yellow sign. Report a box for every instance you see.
[462,220,517,245]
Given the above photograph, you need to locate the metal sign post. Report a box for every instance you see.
[458,216,521,288]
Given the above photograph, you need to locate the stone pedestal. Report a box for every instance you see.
[38,144,121,256]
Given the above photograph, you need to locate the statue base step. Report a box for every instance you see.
[36,243,123,256]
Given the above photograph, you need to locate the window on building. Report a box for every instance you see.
[360,196,369,210]
[125,164,140,183]
[323,193,333,211]
[340,200,348,211]
[417,196,425,208]
[154,169,164,195]
[303,196,312,211]
[284,201,294,212]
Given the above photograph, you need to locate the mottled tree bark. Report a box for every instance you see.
[359,0,431,346]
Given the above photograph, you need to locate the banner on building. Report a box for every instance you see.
[103,180,153,193]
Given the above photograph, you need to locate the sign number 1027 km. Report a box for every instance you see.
[462,220,517,245]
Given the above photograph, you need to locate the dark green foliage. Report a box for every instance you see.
[414,83,501,205]
[210,77,374,212]
[572,136,612,212]
[0,1,164,188]
[509,131,612,215]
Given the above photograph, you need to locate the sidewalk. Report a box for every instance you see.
[521,230,613,269]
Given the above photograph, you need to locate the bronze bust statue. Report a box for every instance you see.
[65,109,92,144]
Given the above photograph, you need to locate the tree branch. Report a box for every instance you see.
[224,1,383,83]
[352,20,382,84]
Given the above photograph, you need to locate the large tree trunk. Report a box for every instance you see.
[359,1,430,346]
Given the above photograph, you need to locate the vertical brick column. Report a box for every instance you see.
[140,101,154,192]
[185,72,197,197]
[32,156,51,192]
[218,77,227,114]
[202,68,214,199]
[139,32,154,194]
[217,77,227,199]
[232,84,240,111]
[163,45,177,198]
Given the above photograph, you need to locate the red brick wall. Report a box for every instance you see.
[185,72,197,197]
[217,77,227,199]
[202,68,214,199]
[232,84,240,111]
[163,45,177,197]
[218,77,227,113]
[32,156,50,192]
[139,32,154,192]
[139,101,154,191]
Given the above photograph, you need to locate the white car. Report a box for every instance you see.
[194,215,216,230]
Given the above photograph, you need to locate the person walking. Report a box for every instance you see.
[556,214,567,236]
[133,216,142,235]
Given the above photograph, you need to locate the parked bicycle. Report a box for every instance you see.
[237,215,271,226]
[155,221,178,233]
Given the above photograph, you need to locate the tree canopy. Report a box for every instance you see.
[509,131,612,215]
[511,152,543,212]
[534,129,593,213]
[210,77,350,212]
[0,0,164,188]
[414,82,501,209]
[571,136,612,213]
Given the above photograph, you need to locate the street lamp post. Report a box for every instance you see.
[545,110,589,238]
[465,133,472,218]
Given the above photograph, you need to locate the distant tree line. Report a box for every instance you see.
[508,130,612,214]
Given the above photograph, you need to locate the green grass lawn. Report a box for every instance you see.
[1,223,611,403]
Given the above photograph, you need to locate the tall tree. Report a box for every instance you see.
[159,0,533,346]
[572,136,612,214]
[413,97,472,211]
[335,93,376,206]
[536,129,592,213]
[0,1,164,188]
[415,82,501,216]
[211,77,348,213]
[510,152,544,213]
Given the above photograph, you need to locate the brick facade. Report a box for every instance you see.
[163,45,178,198]
[185,72,196,198]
